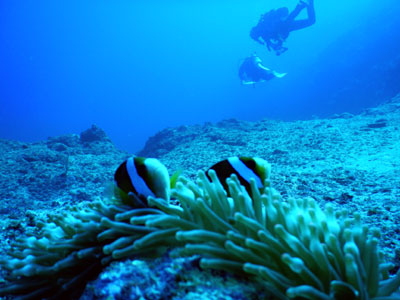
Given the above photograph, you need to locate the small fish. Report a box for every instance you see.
[114,156,170,207]
[207,157,270,194]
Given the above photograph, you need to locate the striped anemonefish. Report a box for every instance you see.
[207,157,270,195]
[114,156,170,207]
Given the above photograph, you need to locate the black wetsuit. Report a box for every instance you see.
[251,0,315,55]
[238,56,275,83]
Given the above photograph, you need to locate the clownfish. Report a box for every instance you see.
[207,156,270,195]
[114,156,170,207]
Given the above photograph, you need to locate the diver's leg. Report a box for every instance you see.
[286,2,306,22]
[289,0,315,31]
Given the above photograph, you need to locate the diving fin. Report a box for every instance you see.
[273,71,287,78]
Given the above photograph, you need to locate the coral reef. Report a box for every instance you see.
[0,125,129,258]
[80,255,265,300]
[80,124,110,144]
[137,93,400,264]
[1,160,399,299]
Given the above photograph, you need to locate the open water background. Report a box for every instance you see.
[1,0,399,152]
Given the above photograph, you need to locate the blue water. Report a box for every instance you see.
[1,0,399,152]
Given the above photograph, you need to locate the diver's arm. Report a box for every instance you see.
[256,63,272,72]
[254,37,265,45]
[257,63,287,79]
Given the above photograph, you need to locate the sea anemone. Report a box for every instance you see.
[1,159,399,299]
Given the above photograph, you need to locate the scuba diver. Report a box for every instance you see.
[238,54,286,85]
[250,0,316,55]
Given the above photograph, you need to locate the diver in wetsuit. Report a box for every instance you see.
[250,0,316,55]
[238,54,286,85]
